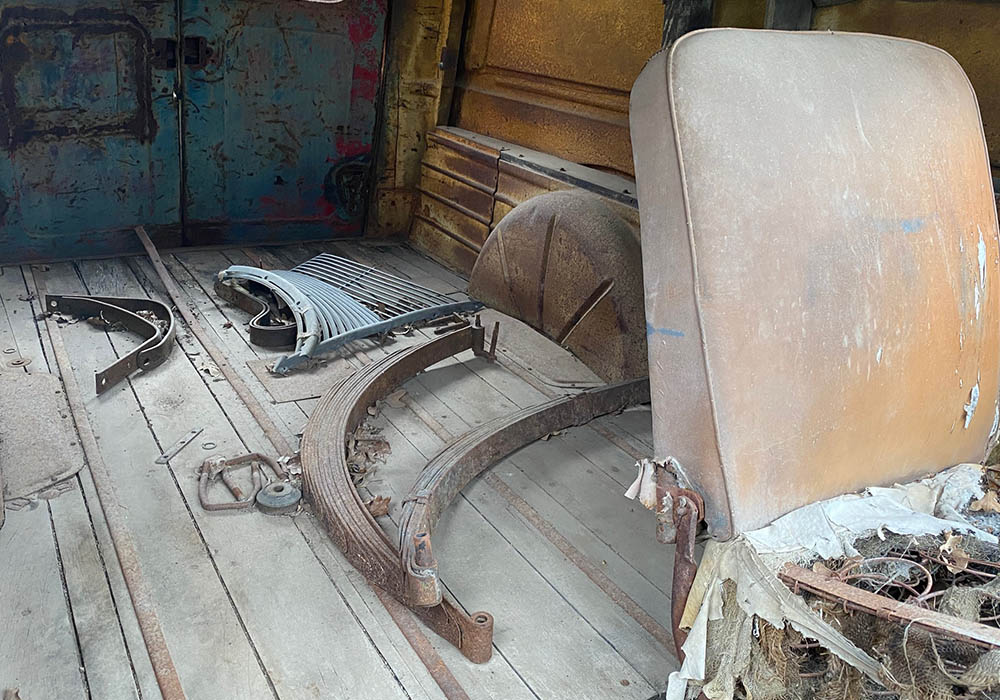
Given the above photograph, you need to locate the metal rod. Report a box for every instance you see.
[297,255,455,305]
[300,253,455,301]
[373,587,471,700]
[135,227,294,457]
[33,268,186,700]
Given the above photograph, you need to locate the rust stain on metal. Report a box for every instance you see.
[669,492,701,661]
[453,0,664,176]
[409,126,642,304]
[369,0,462,237]
[469,189,647,382]
[0,6,156,150]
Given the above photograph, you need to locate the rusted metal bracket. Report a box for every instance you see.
[45,294,175,395]
[199,452,291,513]
[627,457,705,660]
[300,321,498,663]
[213,279,296,348]
[199,454,267,512]
[670,490,702,661]
[779,562,1000,650]
[397,378,650,608]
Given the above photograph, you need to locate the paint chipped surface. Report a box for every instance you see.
[966,383,980,429]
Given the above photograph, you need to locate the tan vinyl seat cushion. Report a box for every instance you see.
[630,29,1000,539]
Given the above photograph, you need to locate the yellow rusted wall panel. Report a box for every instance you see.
[712,0,766,29]
[453,0,664,176]
[409,127,639,275]
[481,0,663,90]
[369,0,462,237]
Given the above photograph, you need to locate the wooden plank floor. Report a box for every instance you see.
[0,241,676,699]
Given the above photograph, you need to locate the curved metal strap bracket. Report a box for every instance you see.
[301,322,496,663]
[45,294,176,395]
[397,378,650,608]
[213,279,297,348]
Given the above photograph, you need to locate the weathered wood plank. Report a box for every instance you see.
[128,254,456,700]
[2,264,155,697]
[377,407,662,698]
[46,260,278,700]
[76,258,430,699]
[0,266,50,370]
[48,483,142,700]
[0,505,88,700]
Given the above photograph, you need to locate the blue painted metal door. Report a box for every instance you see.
[0,2,181,262]
[180,0,387,244]
[0,0,386,262]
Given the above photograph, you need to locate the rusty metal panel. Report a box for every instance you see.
[469,189,648,382]
[453,0,663,177]
[368,0,462,238]
[181,0,387,244]
[0,2,181,263]
[630,29,1000,539]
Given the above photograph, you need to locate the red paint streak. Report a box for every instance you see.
[335,136,371,158]
[316,196,335,217]
[348,13,377,45]
[351,65,379,102]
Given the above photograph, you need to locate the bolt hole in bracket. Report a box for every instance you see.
[45,295,175,395]
[301,322,499,663]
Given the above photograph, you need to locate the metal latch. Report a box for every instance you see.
[151,36,211,70]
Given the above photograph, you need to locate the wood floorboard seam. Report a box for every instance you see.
[126,250,453,698]
[510,458,671,600]
[47,499,93,700]
[391,371,673,666]
[72,473,146,699]
[128,255,302,448]
[457,486,661,689]
[124,336,281,700]
[17,266,52,371]
[0,269,25,359]
[295,521,417,700]
[85,259,281,700]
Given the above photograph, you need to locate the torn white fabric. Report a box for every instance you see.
[669,463,994,700]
